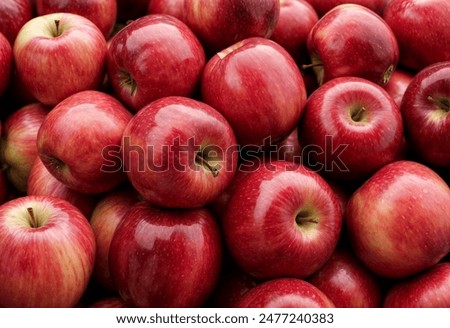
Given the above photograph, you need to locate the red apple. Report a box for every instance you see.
[184,0,280,54]
[383,0,450,71]
[383,68,414,108]
[401,61,450,168]
[202,37,306,147]
[0,103,48,192]
[36,0,117,39]
[223,161,342,279]
[27,157,97,219]
[13,13,107,106]
[90,296,129,308]
[306,4,399,86]
[0,0,33,45]
[147,0,186,22]
[299,77,404,181]
[0,195,95,307]
[270,0,319,65]
[37,90,132,194]
[305,0,387,16]
[109,201,222,307]
[272,127,302,163]
[235,278,335,308]
[384,263,450,308]
[106,14,205,112]
[346,160,450,279]
[308,248,382,308]
[0,32,12,97]
[122,96,238,209]
[90,188,140,291]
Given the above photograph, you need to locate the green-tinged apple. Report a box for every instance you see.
[109,201,222,307]
[0,103,49,192]
[37,90,132,194]
[223,161,342,279]
[0,195,95,307]
[13,13,107,106]
[346,161,450,279]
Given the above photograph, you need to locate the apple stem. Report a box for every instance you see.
[351,106,366,122]
[428,96,450,112]
[27,207,39,229]
[195,153,219,177]
[54,20,61,37]
[300,63,323,71]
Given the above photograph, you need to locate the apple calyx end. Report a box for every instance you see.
[428,96,450,113]
[195,152,220,177]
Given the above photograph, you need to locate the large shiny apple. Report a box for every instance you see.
[0,0,33,45]
[122,96,238,209]
[346,161,450,279]
[36,0,117,39]
[184,0,280,54]
[37,90,132,194]
[106,14,205,112]
[383,0,450,71]
[401,61,450,168]
[384,262,450,308]
[0,195,96,307]
[109,201,222,307]
[235,278,335,308]
[223,161,342,279]
[299,77,404,181]
[202,37,306,147]
[0,103,49,192]
[307,4,399,86]
[13,13,107,106]
[0,32,12,97]
[90,188,139,291]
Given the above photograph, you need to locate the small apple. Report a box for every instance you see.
[0,0,33,45]
[346,160,450,279]
[306,4,399,86]
[109,201,222,307]
[36,0,118,39]
[122,96,238,209]
[37,90,132,194]
[223,161,342,279]
[184,0,280,54]
[14,13,107,106]
[0,32,12,97]
[106,14,205,112]
[0,103,49,192]
[235,278,335,308]
[0,195,95,307]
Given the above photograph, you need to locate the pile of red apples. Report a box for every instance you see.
[0,0,449,308]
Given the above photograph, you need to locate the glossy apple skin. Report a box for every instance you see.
[36,0,117,39]
[184,0,280,54]
[307,4,399,86]
[109,201,222,308]
[383,0,450,71]
[235,278,335,308]
[384,263,450,308]
[0,195,96,307]
[270,0,318,65]
[308,248,382,308]
[0,0,33,45]
[90,296,129,308]
[122,96,238,209]
[147,0,186,22]
[13,13,107,106]
[37,90,132,194]
[0,103,49,192]
[401,62,450,168]
[305,0,387,16]
[223,161,342,279]
[383,69,414,108]
[299,77,404,181]
[107,15,205,112]
[346,161,450,279]
[0,32,12,97]
[27,157,97,218]
[90,189,140,291]
[202,37,306,147]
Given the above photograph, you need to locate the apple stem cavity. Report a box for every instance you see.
[351,106,366,122]
[119,72,137,96]
[27,207,39,229]
[295,210,319,226]
[195,152,219,177]
[428,96,450,113]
